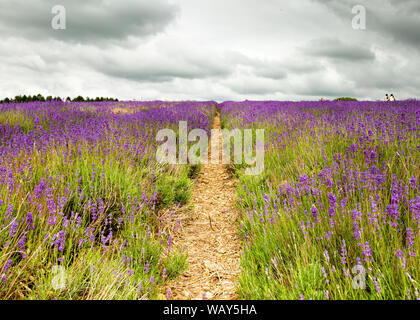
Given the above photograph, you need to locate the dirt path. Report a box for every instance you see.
[165,112,241,300]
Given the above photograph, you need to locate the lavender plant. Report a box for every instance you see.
[221,100,419,300]
[0,100,216,299]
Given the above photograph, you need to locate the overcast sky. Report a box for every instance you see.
[0,0,419,101]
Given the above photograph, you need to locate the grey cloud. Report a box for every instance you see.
[371,16,420,50]
[225,76,283,95]
[229,85,281,95]
[389,0,420,12]
[85,48,235,83]
[209,54,289,80]
[98,61,230,83]
[303,38,375,61]
[328,56,420,98]
[285,62,324,75]
[0,0,178,44]
[253,64,287,80]
[0,0,419,101]
[313,0,420,49]
[240,56,324,81]
[293,80,357,98]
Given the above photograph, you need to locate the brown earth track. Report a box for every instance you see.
[165,113,241,300]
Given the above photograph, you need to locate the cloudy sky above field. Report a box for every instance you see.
[0,0,419,101]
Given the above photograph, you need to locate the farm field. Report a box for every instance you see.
[221,100,419,300]
[0,99,419,300]
[0,101,216,299]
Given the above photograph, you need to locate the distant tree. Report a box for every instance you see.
[73,96,85,102]
[334,97,358,101]
[1,95,118,103]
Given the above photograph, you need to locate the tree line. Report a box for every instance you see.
[0,94,119,104]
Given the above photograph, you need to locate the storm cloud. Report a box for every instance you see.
[0,0,419,101]
[302,38,376,62]
[0,0,178,44]
[313,0,420,49]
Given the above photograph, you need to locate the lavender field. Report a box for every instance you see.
[0,101,215,299]
[221,100,419,299]
[0,99,419,300]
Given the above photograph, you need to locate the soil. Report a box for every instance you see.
[165,113,241,300]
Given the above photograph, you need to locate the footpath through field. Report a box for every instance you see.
[166,112,241,300]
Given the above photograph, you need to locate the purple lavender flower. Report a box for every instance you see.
[406,228,416,257]
[9,219,18,238]
[395,250,406,268]
[26,212,34,230]
[311,205,319,223]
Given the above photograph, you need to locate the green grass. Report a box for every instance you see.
[0,103,210,300]
[222,106,419,300]
[0,110,34,133]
